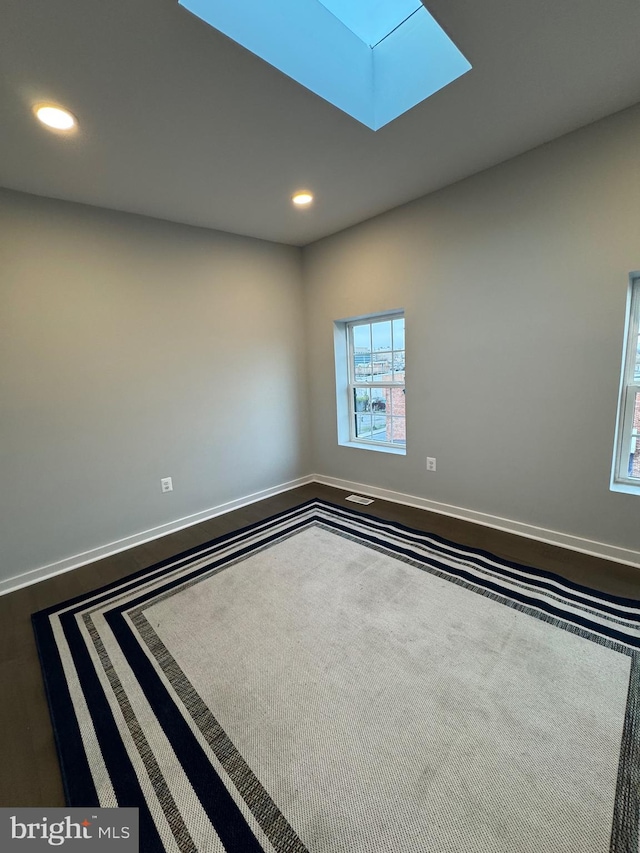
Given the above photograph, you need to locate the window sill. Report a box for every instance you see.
[339,440,406,456]
[610,480,640,496]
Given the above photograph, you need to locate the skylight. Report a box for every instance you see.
[179,0,471,130]
[316,1,423,48]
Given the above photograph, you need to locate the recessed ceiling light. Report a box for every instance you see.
[292,191,314,206]
[34,104,77,132]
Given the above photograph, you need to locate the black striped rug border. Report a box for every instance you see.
[32,498,640,853]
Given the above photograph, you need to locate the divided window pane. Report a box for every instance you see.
[372,320,392,351]
[624,389,640,480]
[347,313,405,449]
[614,277,640,485]
[392,318,405,350]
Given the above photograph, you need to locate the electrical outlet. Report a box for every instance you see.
[161,477,173,493]
[426,457,436,472]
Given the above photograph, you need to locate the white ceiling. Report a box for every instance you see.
[1,0,640,246]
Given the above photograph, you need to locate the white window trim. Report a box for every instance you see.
[334,310,406,455]
[611,273,640,493]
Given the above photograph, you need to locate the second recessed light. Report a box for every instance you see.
[292,191,314,207]
[34,103,77,132]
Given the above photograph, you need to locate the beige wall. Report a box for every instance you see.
[303,104,640,553]
[0,190,309,582]
[3,103,640,587]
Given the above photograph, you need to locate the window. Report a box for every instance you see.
[612,274,640,491]
[336,312,405,452]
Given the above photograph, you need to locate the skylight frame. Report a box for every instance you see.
[179,0,471,130]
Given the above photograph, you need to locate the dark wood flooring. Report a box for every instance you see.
[1,482,639,808]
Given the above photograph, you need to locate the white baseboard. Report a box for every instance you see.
[314,475,640,570]
[4,472,640,598]
[0,475,314,597]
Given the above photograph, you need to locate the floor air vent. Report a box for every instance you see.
[345,494,374,505]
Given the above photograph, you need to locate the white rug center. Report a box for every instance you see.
[145,525,629,853]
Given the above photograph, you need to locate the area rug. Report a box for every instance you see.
[33,498,640,853]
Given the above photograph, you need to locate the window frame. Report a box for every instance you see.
[345,312,405,451]
[612,273,640,491]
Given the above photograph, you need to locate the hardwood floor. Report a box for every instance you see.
[1,481,638,808]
